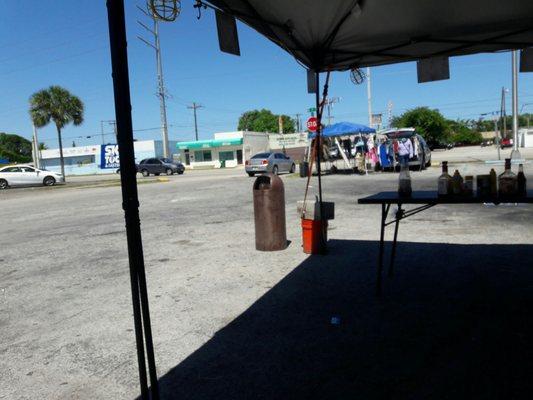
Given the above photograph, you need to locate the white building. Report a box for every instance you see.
[519,128,533,148]
[40,140,177,176]
[176,131,270,169]
[176,131,310,169]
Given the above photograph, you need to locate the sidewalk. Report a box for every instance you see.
[430,145,533,164]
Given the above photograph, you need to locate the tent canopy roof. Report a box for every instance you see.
[309,122,375,138]
[206,0,533,71]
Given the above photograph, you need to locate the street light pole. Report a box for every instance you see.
[511,50,521,159]
[366,67,372,127]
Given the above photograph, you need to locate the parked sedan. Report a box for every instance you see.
[160,158,185,174]
[245,152,296,177]
[137,158,181,177]
[0,165,63,189]
[500,137,513,148]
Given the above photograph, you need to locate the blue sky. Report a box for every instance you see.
[1,0,532,148]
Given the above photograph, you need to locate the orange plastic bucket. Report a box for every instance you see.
[301,218,327,254]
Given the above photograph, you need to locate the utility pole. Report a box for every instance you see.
[294,113,302,132]
[187,102,203,141]
[323,97,340,125]
[482,111,501,160]
[501,87,508,139]
[137,5,170,158]
[366,67,372,127]
[511,50,521,159]
[101,120,116,144]
[278,115,283,133]
[387,100,393,128]
[493,116,501,161]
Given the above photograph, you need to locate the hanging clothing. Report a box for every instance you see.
[413,136,419,157]
[379,143,391,167]
[398,139,413,158]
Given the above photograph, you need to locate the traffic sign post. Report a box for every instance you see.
[307,116,318,132]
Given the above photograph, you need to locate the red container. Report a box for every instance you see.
[301,218,327,254]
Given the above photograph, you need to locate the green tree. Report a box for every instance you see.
[38,142,48,150]
[392,107,450,145]
[448,119,483,145]
[0,132,33,163]
[29,86,84,181]
[237,109,295,133]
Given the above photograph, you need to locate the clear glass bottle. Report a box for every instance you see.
[398,164,412,197]
[438,161,452,197]
[498,158,518,196]
[452,170,463,195]
[489,168,497,196]
[517,163,527,196]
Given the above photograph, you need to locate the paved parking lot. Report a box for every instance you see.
[1,161,532,399]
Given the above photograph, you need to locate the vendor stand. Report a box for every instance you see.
[359,190,533,295]
[308,122,375,173]
[105,1,533,398]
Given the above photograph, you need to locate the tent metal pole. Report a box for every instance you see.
[315,72,326,251]
[106,1,159,399]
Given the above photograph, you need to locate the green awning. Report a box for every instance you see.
[177,138,243,150]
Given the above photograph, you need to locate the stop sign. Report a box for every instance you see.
[307,117,318,132]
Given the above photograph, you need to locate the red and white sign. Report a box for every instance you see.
[307,117,318,132]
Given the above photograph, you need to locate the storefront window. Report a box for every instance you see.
[194,150,212,162]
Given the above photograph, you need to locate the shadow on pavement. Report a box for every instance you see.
[148,239,533,399]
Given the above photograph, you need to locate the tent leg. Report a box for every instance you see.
[106,1,159,399]
[315,72,327,253]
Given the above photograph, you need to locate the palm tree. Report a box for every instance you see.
[29,86,84,181]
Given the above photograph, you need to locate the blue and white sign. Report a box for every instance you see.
[100,144,120,169]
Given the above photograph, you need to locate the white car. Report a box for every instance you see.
[0,165,63,189]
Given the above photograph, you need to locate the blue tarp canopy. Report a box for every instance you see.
[309,122,375,139]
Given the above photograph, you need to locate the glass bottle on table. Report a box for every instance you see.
[517,163,527,196]
[489,168,497,196]
[498,158,518,197]
[398,163,412,197]
[452,170,463,195]
[437,161,452,197]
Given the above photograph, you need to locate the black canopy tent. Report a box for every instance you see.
[205,0,533,71]
[104,1,533,399]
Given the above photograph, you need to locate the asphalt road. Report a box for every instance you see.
[1,164,532,399]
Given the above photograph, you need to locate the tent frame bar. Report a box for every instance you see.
[106,1,159,399]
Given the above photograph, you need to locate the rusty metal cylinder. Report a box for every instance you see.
[253,174,287,251]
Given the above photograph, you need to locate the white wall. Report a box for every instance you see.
[242,132,270,162]
[189,145,242,169]
[520,128,533,148]
[41,145,100,159]
[213,131,244,140]
[268,132,309,150]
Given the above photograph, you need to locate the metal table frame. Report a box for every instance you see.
[359,190,533,295]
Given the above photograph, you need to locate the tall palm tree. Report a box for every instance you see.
[29,86,84,181]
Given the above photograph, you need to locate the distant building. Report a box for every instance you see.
[519,128,533,148]
[40,139,177,176]
[176,131,309,169]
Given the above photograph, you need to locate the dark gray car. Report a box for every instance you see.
[245,152,296,177]
[160,158,185,174]
[138,158,180,177]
